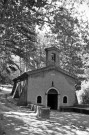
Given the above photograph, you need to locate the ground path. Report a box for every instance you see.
[1,99,89,135]
[0,89,89,135]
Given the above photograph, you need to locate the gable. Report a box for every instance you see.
[27,66,77,81]
[13,65,77,83]
[27,68,76,87]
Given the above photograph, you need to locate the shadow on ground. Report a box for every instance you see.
[2,108,89,135]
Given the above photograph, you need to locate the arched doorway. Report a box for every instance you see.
[47,89,58,110]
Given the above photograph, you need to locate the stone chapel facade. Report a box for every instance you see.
[12,46,77,110]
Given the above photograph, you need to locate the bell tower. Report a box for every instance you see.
[45,46,60,67]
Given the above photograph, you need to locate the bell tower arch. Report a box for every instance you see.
[45,46,60,67]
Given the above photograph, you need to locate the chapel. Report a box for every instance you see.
[12,46,78,110]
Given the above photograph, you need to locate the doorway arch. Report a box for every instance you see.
[47,88,58,110]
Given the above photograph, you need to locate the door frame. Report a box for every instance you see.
[46,87,59,110]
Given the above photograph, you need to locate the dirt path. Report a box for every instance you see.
[2,109,89,135]
[0,96,89,135]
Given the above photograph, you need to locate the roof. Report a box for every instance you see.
[13,72,28,82]
[45,46,60,52]
[13,65,78,82]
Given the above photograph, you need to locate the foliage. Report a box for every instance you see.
[37,0,89,76]
[36,1,84,75]
[0,0,89,83]
[82,90,89,104]
[0,0,48,82]
[76,80,89,104]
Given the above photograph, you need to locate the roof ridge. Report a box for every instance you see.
[27,65,77,79]
[13,65,77,81]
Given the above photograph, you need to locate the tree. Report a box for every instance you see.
[0,0,48,82]
[77,80,89,104]
[36,1,84,75]
[0,0,89,83]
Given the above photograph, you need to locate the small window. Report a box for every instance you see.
[51,53,56,62]
[37,96,42,103]
[63,96,67,103]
